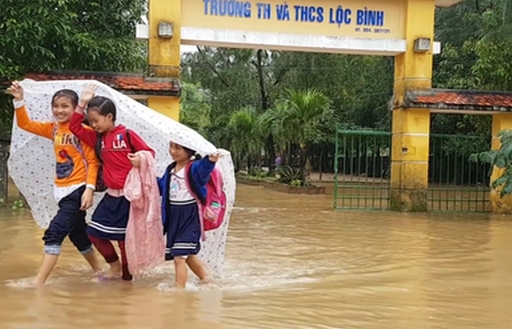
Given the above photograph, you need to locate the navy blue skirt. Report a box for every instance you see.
[165,201,201,260]
[87,194,130,241]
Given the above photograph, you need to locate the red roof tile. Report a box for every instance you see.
[2,71,181,97]
[405,89,512,111]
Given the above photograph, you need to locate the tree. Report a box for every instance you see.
[227,107,265,172]
[178,2,512,182]
[267,89,333,185]
[0,0,147,133]
[179,82,211,136]
[472,130,512,196]
[0,0,146,77]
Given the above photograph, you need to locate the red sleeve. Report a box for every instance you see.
[70,112,97,147]
[129,130,155,157]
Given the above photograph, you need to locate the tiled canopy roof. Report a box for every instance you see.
[405,89,512,112]
[1,71,181,98]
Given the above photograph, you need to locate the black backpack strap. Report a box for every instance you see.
[95,133,103,163]
[125,129,136,153]
[167,162,176,179]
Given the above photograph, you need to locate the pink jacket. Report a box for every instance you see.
[124,151,165,276]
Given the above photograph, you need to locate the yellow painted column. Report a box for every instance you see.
[489,114,512,213]
[147,0,181,121]
[390,0,435,212]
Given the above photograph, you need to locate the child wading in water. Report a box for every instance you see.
[158,142,221,288]
[70,84,154,281]
[7,82,102,286]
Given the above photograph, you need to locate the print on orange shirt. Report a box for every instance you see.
[54,132,83,180]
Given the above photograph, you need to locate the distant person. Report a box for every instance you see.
[6,81,101,286]
[275,155,282,168]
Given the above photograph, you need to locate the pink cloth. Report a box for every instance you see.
[123,151,165,276]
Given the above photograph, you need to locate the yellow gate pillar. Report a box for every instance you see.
[390,0,435,212]
[147,0,181,121]
[490,114,512,213]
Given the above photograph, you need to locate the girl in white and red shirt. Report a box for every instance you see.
[70,86,154,281]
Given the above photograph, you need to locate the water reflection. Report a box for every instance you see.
[1,184,512,328]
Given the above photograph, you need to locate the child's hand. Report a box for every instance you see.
[208,152,222,162]
[6,81,24,101]
[128,153,141,168]
[81,188,94,210]
[79,83,98,108]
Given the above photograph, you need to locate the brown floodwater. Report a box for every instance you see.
[1,183,512,329]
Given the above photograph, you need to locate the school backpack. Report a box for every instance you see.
[183,161,227,231]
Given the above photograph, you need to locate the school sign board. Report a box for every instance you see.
[182,0,405,39]
[137,0,451,56]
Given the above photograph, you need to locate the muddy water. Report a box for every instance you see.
[1,184,512,329]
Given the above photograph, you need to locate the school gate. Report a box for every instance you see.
[136,0,512,213]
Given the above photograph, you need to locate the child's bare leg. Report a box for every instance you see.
[174,257,188,288]
[104,261,122,278]
[38,203,78,285]
[81,249,102,273]
[186,255,210,282]
[69,215,102,273]
[34,253,59,286]
[88,235,121,278]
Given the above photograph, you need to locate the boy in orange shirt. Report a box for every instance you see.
[7,81,102,286]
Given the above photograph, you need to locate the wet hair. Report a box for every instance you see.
[183,146,202,160]
[171,142,202,161]
[86,96,117,121]
[51,89,78,108]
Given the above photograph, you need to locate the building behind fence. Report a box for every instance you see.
[333,129,491,212]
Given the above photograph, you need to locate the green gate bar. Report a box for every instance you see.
[334,129,391,210]
[334,127,491,212]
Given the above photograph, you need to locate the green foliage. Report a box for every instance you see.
[227,106,265,170]
[0,0,146,78]
[269,89,333,146]
[11,199,24,210]
[290,179,302,187]
[0,198,24,209]
[429,0,510,161]
[179,82,211,136]
[0,0,147,133]
[248,167,267,178]
[276,165,302,185]
[435,0,512,92]
[180,48,392,148]
[177,1,512,185]
[471,130,512,196]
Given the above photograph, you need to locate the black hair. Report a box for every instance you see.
[170,142,202,161]
[86,96,117,121]
[183,146,202,160]
[52,89,78,108]
[81,116,91,127]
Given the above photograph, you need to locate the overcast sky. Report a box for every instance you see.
[181,45,197,54]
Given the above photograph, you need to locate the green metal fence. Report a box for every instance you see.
[334,129,491,211]
[428,134,491,212]
[333,130,391,210]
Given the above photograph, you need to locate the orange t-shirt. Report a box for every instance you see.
[15,104,99,188]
